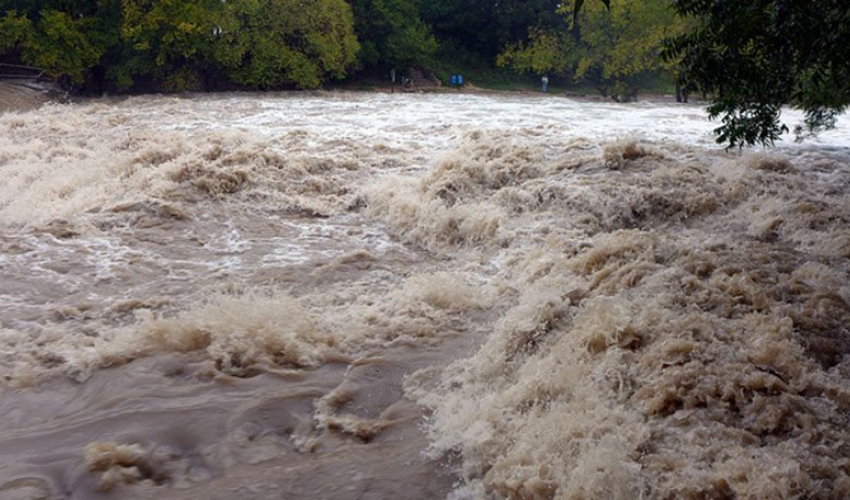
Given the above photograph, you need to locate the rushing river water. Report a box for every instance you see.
[1,92,849,500]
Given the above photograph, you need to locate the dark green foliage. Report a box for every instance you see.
[117,0,220,91]
[0,0,120,85]
[0,0,358,91]
[666,0,850,147]
[350,0,435,69]
[117,0,359,91]
[421,0,563,62]
[572,0,610,21]
[224,0,360,89]
[498,0,684,102]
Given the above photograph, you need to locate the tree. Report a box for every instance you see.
[496,27,575,78]
[116,0,358,91]
[118,0,224,90]
[421,0,562,63]
[349,0,435,69]
[571,0,610,20]
[0,0,120,86]
[499,0,685,101]
[220,0,359,89]
[666,0,850,147]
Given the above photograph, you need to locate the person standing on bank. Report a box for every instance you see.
[541,75,549,93]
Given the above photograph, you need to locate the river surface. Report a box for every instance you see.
[1,92,849,499]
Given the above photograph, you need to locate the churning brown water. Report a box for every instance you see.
[0,83,52,114]
[1,92,849,500]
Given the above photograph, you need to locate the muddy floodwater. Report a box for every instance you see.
[1,92,849,499]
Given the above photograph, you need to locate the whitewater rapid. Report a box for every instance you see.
[1,92,848,499]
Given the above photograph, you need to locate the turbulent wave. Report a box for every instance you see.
[386,135,850,499]
[1,93,849,499]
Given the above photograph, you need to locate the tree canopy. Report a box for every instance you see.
[0,0,359,91]
[666,0,850,147]
[498,0,685,101]
[0,0,119,85]
[420,0,563,63]
[349,0,436,69]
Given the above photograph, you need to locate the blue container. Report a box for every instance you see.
[450,75,458,86]
[458,75,464,85]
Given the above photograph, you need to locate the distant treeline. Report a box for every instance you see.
[0,0,683,96]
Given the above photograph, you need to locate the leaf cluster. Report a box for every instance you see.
[499,0,685,101]
[665,0,850,147]
[0,1,119,85]
[350,0,436,69]
[0,0,360,91]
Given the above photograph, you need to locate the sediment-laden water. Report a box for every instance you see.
[1,92,848,499]
[0,83,53,114]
